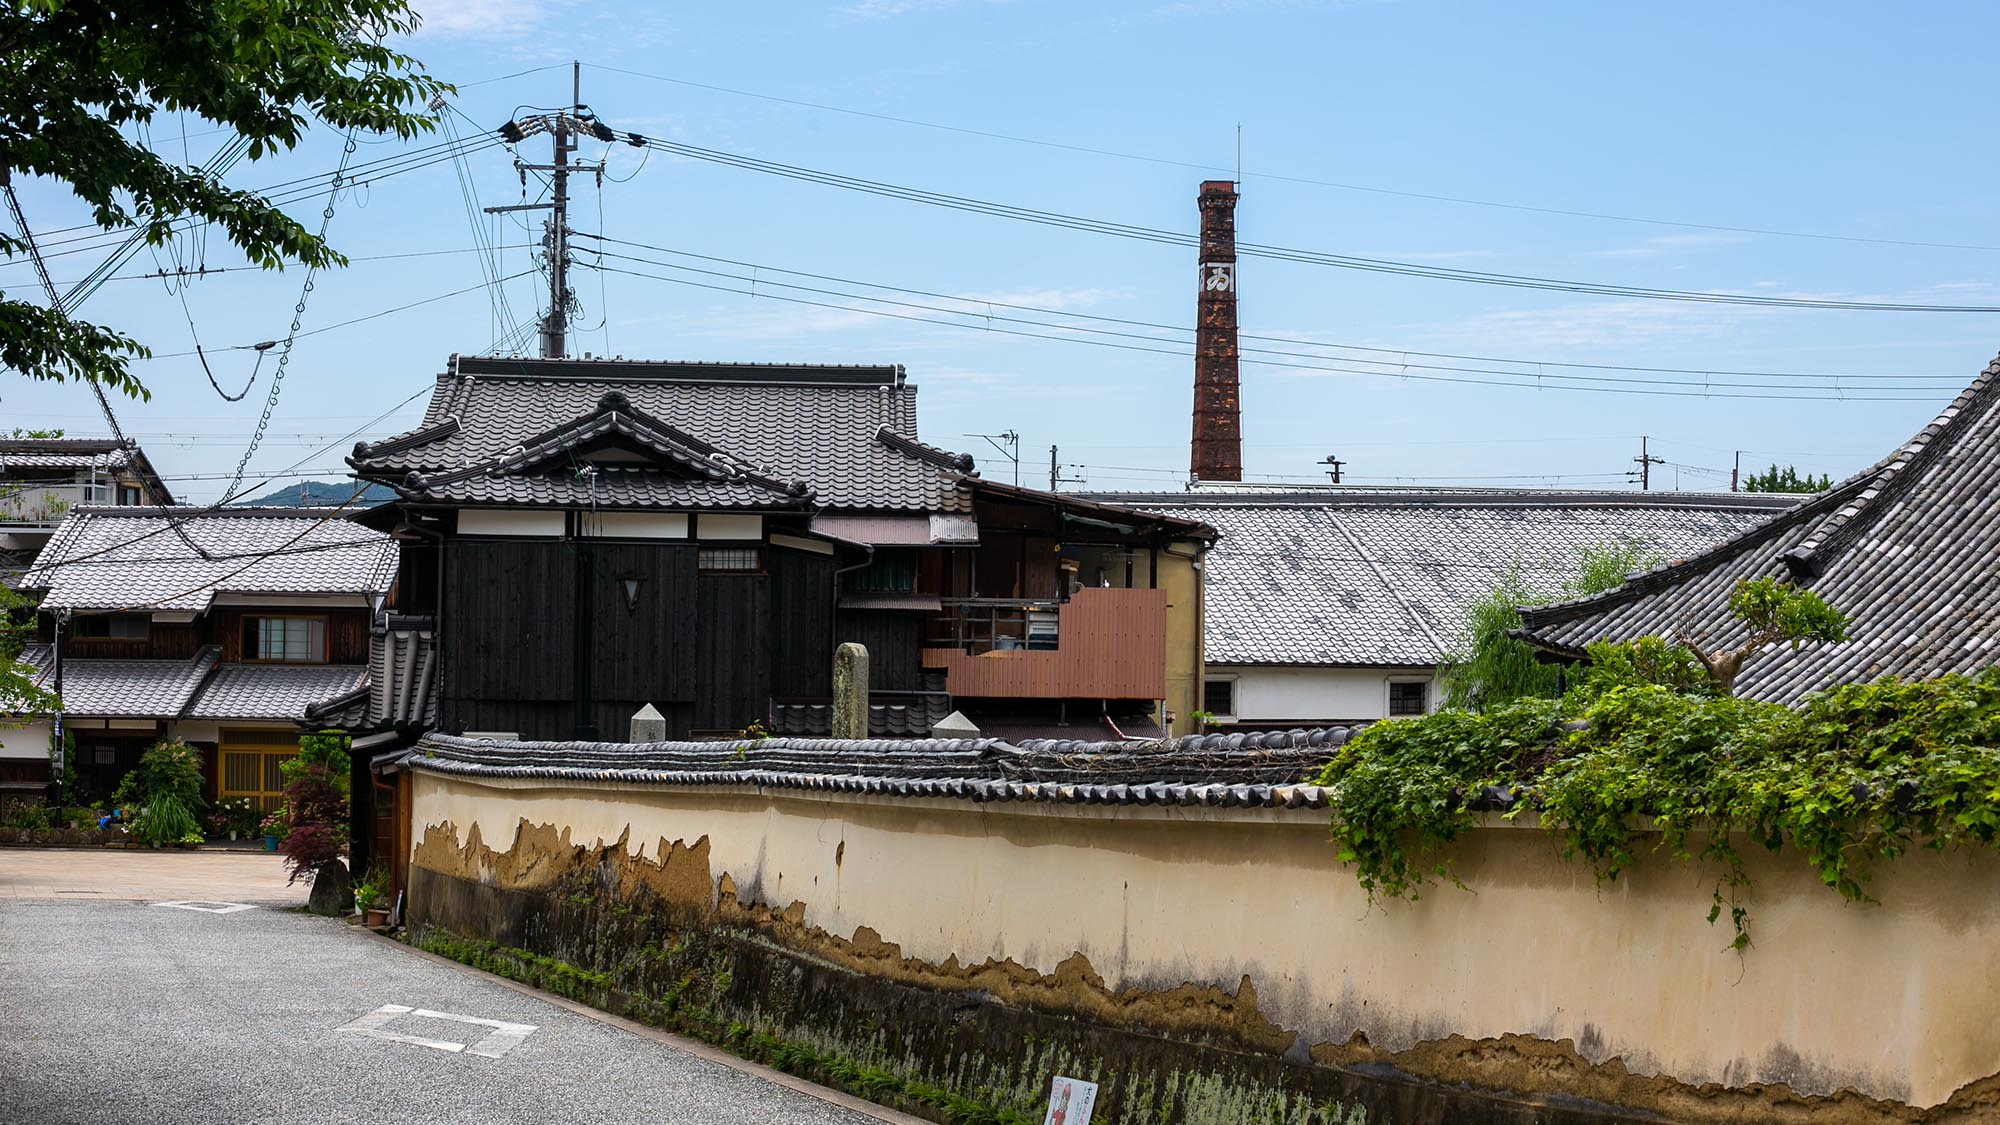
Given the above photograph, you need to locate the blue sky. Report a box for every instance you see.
[8,1,2000,501]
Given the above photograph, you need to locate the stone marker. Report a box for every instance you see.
[629,703,667,743]
[832,642,869,739]
[931,710,980,737]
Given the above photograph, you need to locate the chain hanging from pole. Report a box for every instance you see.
[220,128,360,502]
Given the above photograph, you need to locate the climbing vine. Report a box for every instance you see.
[1313,647,2000,950]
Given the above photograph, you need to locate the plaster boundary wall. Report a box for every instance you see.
[402,754,2000,1122]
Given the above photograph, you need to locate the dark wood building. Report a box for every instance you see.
[348,356,1211,743]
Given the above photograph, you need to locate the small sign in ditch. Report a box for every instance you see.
[1043,1076,1097,1125]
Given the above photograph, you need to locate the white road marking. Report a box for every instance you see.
[152,900,256,914]
[334,1003,539,1059]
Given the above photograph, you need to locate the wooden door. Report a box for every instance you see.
[218,729,301,813]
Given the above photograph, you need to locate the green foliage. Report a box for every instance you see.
[282,730,351,798]
[1682,577,1848,695]
[1438,540,1662,711]
[0,583,57,721]
[351,859,390,911]
[1742,464,1833,493]
[1,0,446,400]
[111,739,206,845]
[1316,654,2000,950]
[1727,576,1848,647]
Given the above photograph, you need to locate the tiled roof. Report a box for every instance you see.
[1098,489,1792,666]
[768,692,952,737]
[351,355,971,513]
[1518,353,2000,704]
[0,438,133,471]
[186,663,367,721]
[397,728,1352,808]
[304,617,437,732]
[17,644,220,718]
[20,507,397,613]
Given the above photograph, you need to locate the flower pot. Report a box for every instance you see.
[229,831,239,842]
[363,908,390,927]
[263,834,279,852]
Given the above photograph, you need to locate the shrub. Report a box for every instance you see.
[1314,651,2000,951]
[277,763,348,884]
[113,740,207,847]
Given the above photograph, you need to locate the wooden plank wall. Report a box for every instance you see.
[920,587,1168,700]
[836,611,923,692]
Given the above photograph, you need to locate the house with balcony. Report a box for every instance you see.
[344,355,1212,744]
[0,438,173,556]
[1,507,396,802]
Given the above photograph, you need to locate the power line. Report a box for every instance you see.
[589,61,2000,255]
[578,233,1968,385]
[581,258,1953,402]
[571,242,1962,401]
[631,135,2000,314]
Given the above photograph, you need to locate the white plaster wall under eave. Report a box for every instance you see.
[1218,664,1434,725]
[0,720,52,760]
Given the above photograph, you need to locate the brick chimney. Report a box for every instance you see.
[1191,180,1241,482]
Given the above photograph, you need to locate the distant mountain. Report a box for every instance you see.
[234,479,396,508]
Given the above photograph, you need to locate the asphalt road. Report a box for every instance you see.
[0,898,892,1125]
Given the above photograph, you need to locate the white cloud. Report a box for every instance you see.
[412,0,554,38]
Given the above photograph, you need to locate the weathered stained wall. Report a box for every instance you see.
[406,769,2000,1121]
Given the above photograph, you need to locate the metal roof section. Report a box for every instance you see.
[20,507,397,614]
[403,728,1351,809]
[1517,353,2000,704]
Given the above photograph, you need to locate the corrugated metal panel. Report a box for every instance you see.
[921,587,1167,699]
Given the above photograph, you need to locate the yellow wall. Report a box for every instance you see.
[411,771,2000,1111]
[1157,544,1204,733]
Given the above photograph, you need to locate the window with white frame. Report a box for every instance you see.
[698,546,763,574]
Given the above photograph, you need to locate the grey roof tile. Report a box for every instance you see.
[351,357,970,513]
[1518,353,2000,704]
[21,507,397,613]
[17,644,220,718]
[0,438,133,471]
[304,618,437,731]
[187,663,367,721]
[1109,490,1789,666]
[399,729,1342,808]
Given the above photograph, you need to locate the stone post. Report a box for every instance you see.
[832,642,869,739]
[629,703,667,743]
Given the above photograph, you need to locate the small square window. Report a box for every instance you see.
[698,547,762,574]
[1389,681,1428,717]
[1203,678,1235,717]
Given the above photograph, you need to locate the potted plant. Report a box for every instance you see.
[352,861,392,927]
[259,807,289,852]
[111,739,205,849]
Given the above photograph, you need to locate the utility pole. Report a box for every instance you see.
[1632,435,1665,492]
[1731,450,1741,493]
[542,64,576,359]
[1319,454,1345,484]
[1046,446,1084,491]
[488,61,614,359]
[50,608,66,815]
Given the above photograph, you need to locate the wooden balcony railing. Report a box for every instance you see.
[920,587,1167,700]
